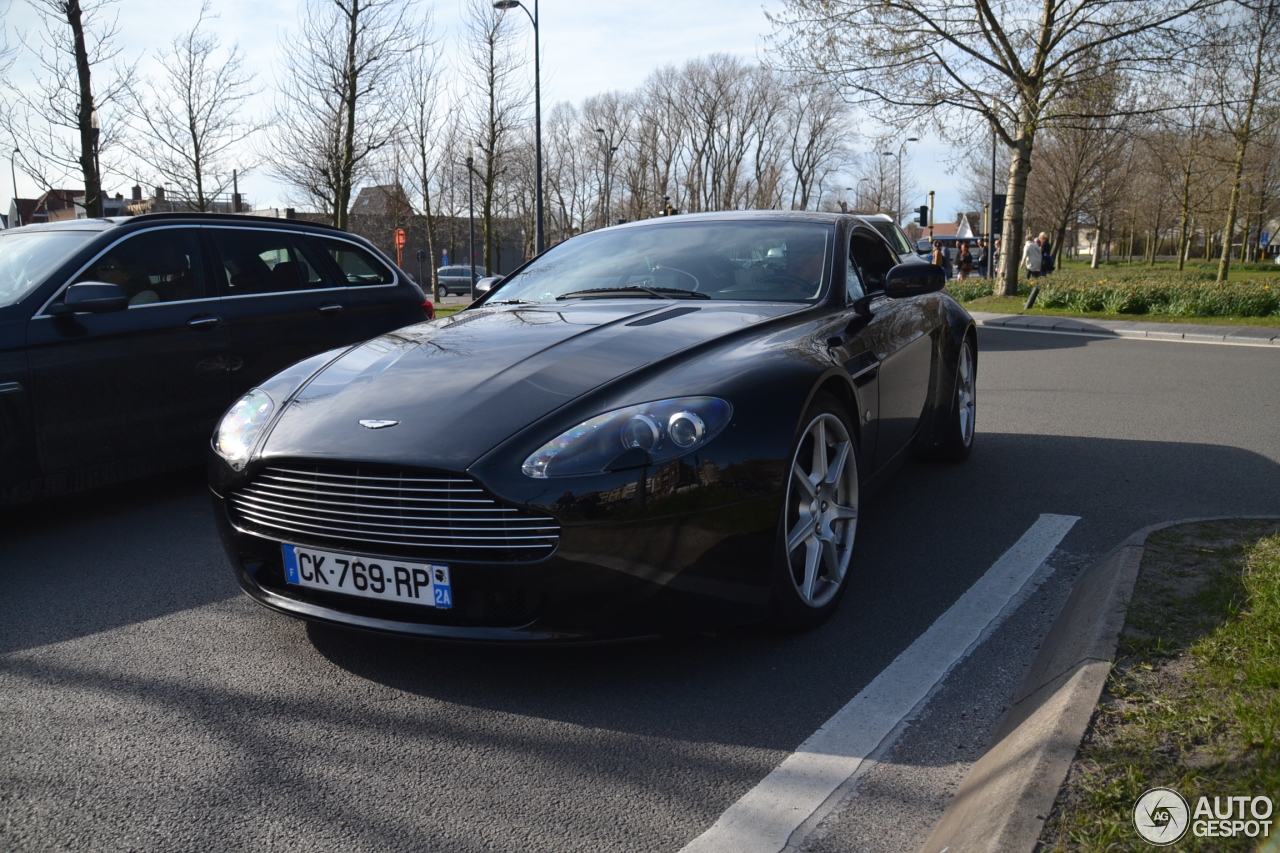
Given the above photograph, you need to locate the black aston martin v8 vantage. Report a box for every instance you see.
[209,211,977,642]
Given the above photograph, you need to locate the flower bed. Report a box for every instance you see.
[946,268,1280,318]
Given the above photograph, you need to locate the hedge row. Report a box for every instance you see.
[945,268,1280,317]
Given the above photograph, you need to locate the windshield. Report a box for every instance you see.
[492,220,833,304]
[0,230,96,308]
[868,220,913,257]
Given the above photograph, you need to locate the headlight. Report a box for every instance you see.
[522,396,731,478]
[214,388,275,470]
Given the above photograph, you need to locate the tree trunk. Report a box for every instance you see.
[336,0,362,231]
[67,0,101,219]
[997,125,1034,297]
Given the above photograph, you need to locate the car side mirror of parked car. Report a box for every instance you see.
[883,263,945,299]
[52,282,130,315]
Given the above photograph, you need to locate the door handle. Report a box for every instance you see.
[187,315,222,329]
[318,303,344,315]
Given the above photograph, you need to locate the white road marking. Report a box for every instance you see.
[679,513,1080,853]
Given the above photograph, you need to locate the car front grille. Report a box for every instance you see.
[228,462,559,563]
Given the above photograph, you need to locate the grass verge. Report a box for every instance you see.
[434,305,465,318]
[1038,519,1280,852]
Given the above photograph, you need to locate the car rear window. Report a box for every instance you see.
[0,230,96,308]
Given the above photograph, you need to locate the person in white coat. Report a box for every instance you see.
[1022,236,1042,280]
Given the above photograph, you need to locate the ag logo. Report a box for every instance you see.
[1134,787,1190,845]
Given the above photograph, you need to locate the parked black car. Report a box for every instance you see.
[435,265,489,299]
[0,213,429,504]
[210,211,976,642]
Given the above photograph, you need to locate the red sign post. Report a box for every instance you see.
[394,228,407,267]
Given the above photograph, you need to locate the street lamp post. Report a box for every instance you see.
[10,149,20,227]
[90,108,101,218]
[493,0,543,255]
[466,153,477,300]
[594,128,619,228]
[881,137,918,225]
[856,177,874,212]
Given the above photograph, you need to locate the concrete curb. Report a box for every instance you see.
[918,515,1280,853]
[969,311,1280,347]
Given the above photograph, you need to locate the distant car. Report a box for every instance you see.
[916,236,981,257]
[209,211,975,642]
[435,265,489,299]
[855,214,918,263]
[0,213,429,504]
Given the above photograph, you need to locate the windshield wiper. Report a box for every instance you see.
[486,299,533,305]
[556,286,709,300]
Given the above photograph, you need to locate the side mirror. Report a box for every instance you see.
[883,263,944,299]
[54,282,130,315]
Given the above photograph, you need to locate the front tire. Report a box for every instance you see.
[436,285,448,300]
[770,393,860,631]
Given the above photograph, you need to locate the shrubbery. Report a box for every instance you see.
[945,267,1280,317]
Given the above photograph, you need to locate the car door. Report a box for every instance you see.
[24,226,231,475]
[309,235,427,343]
[208,226,348,393]
[850,228,935,472]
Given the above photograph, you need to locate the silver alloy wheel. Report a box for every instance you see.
[957,341,976,447]
[784,412,859,608]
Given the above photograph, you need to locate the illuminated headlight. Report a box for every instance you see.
[214,388,275,470]
[522,397,731,478]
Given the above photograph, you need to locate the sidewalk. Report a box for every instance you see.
[969,310,1280,346]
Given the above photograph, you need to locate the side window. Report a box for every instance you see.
[210,229,330,296]
[74,228,206,306]
[849,232,897,292]
[315,237,396,286]
[846,240,866,302]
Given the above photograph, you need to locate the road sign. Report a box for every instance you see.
[1262,232,1270,247]
[394,229,407,248]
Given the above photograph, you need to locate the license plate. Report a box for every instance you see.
[281,544,452,609]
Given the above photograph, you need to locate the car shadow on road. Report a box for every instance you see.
[305,432,1280,754]
[0,467,239,656]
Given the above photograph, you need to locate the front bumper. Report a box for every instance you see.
[212,489,780,642]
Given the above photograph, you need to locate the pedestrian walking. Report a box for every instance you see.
[1022,236,1042,280]
[931,241,953,279]
[974,239,987,277]
[1038,232,1055,275]
[957,243,974,281]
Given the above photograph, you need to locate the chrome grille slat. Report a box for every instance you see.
[238,488,520,515]
[232,494,556,531]
[247,480,497,504]
[261,468,474,485]
[231,505,557,543]
[229,463,559,561]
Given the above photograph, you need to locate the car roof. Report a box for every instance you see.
[5,212,351,236]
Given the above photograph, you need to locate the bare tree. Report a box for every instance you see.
[122,3,260,211]
[770,0,1215,294]
[462,0,525,272]
[1206,0,1280,279]
[785,78,852,210]
[266,0,420,229]
[2,0,132,217]
[399,12,445,285]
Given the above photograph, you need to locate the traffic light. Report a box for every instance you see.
[916,205,929,227]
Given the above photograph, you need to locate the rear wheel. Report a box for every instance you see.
[932,334,976,462]
[770,393,859,631]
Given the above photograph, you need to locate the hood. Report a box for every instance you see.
[260,300,802,470]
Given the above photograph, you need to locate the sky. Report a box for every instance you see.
[4,0,965,221]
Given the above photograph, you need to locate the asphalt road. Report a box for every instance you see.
[3,328,1279,853]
